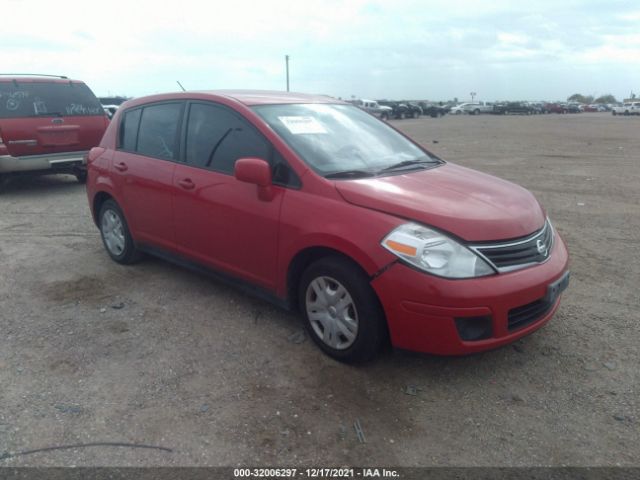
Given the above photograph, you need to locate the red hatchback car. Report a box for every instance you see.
[86,90,569,362]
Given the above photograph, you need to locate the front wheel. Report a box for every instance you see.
[98,199,141,264]
[299,256,387,363]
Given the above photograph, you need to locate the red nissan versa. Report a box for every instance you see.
[0,75,108,190]
[86,90,570,362]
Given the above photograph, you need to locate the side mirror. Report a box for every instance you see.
[234,158,274,201]
[234,158,272,186]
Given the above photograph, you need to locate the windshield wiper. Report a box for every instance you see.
[325,170,376,179]
[378,158,438,172]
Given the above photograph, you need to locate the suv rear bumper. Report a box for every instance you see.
[0,151,87,174]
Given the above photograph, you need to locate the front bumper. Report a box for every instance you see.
[0,151,87,174]
[371,233,570,355]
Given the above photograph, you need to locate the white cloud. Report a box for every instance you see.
[1,0,639,100]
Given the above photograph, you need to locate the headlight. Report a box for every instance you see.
[381,223,495,279]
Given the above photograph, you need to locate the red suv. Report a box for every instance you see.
[0,75,108,190]
[86,90,570,362]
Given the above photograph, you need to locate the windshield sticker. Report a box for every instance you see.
[278,116,328,134]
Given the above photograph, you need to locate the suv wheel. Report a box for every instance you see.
[299,256,387,363]
[0,174,9,193]
[75,170,87,184]
[98,199,141,264]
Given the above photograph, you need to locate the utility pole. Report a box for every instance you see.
[470,91,476,102]
[285,55,290,92]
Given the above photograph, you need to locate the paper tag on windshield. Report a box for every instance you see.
[278,116,327,134]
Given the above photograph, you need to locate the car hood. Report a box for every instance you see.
[334,163,545,242]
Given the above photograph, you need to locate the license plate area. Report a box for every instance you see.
[546,270,570,303]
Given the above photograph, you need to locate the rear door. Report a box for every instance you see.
[111,102,184,250]
[0,80,107,157]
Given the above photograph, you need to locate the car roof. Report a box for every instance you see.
[0,76,84,84]
[122,90,346,109]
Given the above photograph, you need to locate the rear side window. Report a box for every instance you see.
[119,108,142,151]
[136,103,183,160]
[0,81,103,119]
[185,103,270,174]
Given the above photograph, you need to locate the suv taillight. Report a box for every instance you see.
[0,132,8,156]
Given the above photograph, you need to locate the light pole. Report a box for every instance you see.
[470,91,476,102]
[285,55,290,92]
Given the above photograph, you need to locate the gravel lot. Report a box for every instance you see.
[0,112,638,467]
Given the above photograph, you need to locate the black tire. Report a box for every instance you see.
[98,199,141,264]
[299,256,387,363]
[0,174,9,193]
[381,113,389,121]
[75,171,87,184]
[474,109,480,115]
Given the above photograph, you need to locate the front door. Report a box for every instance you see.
[172,102,284,290]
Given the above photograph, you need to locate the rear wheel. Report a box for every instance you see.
[75,170,87,184]
[0,174,9,193]
[299,256,387,363]
[98,199,141,264]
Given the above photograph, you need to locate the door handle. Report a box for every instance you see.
[114,162,128,172]
[178,178,195,190]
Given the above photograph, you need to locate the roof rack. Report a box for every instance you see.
[0,74,68,79]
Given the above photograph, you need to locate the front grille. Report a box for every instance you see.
[508,297,554,331]
[470,221,553,272]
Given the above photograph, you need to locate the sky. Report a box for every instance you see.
[2,0,639,102]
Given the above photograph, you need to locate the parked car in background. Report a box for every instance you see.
[492,102,533,115]
[612,102,640,116]
[86,90,569,362]
[566,103,582,114]
[352,99,392,120]
[0,74,108,190]
[450,102,493,115]
[546,103,568,114]
[405,102,423,118]
[418,102,447,117]
[582,104,598,113]
[527,102,546,114]
[378,101,412,119]
[102,104,120,119]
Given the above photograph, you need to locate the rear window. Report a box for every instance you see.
[0,81,103,119]
[136,103,183,160]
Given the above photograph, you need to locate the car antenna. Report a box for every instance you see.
[177,81,186,92]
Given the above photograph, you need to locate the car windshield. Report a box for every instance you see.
[252,103,440,177]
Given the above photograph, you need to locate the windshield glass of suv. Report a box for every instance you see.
[0,82,104,118]
[252,103,438,177]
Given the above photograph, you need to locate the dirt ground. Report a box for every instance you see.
[0,112,638,467]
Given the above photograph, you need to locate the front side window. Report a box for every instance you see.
[185,103,270,174]
[136,103,182,160]
[252,103,440,178]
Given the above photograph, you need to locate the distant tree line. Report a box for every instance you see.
[567,93,617,104]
